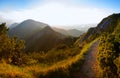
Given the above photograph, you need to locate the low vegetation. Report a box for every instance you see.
[97,19,120,78]
[0,23,94,78]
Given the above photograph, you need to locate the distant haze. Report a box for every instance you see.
[52,24,97,30]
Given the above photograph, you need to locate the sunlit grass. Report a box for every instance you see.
[0,62,31,78]
[0,39,98,78]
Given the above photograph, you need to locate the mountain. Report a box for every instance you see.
[8,19,76,52]
[53,24,96,32]
[52,27,70,36]
[76,13,120,44]
[8,19,48,40]
[26,26,68,52]
[68,29,83,37]
[9,23,19,30]
[74,13,120,78]
[53,27,83,37]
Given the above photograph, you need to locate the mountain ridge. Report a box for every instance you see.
[8,19,76,52]
[26,26,68,52]
[8,19,48,40]
[76,13,120,44]
[53,27,83,37]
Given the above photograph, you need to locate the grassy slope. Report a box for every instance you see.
[0,39,98,78]
[97,19,120,78]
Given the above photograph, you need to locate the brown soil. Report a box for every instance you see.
[73,41,99,78]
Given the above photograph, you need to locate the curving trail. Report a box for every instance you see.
[73,41,99,78]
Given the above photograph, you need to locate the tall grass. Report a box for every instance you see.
[0,39,98,78]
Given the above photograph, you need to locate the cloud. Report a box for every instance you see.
[0,1,112,26]
[0,15,14,26]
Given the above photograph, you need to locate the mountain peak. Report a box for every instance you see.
[21,19,48,26]
[23,19,39,24]
[8,19,49,40]
[24,19,34,22]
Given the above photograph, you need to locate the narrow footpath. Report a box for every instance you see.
[74,41,99,78]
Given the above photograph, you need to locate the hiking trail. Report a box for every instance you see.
[74,41,99,78]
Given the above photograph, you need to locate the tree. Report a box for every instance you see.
[0,23,25,65]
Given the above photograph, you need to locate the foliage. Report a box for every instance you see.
[0,22,96,77]
[0,23,25,65]
[97,19,120,78]
[0,39,94,78]
[114,56,120,78]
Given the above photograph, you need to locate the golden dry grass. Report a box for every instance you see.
[0,39,97,78]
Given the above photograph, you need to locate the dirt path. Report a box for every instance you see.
[73,41,99,78]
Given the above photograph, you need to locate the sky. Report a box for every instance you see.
[0,0,120,26]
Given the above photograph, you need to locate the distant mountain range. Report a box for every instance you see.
[53,27,83,37]
[8,19,77,52]
[26,26,67,52]
[7,19,100,52]
[9,20,84,37]
[53,24,96,32]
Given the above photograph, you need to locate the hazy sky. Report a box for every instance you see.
[0,0,120,26]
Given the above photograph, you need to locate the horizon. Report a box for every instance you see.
[0,0,120,27]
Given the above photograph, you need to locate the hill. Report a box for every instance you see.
[52,27,70,36]
[26,26,67,52]
[8,19,48,40]
[76,13,120,45]
[75,13,120,78]
[53,27,83,37]
[68,29,83,37]
[8,19,76,52]
[9,23,19,30]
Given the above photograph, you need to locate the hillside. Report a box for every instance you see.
[76,13,120,45]
[8,19,48,40]
[9,23,19,30]
[26,26,67,52]
[53,27,83,37]
[75,13,120,78]
[52,27,70,36]
[68,29,83,37]
[8,19,77,52]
